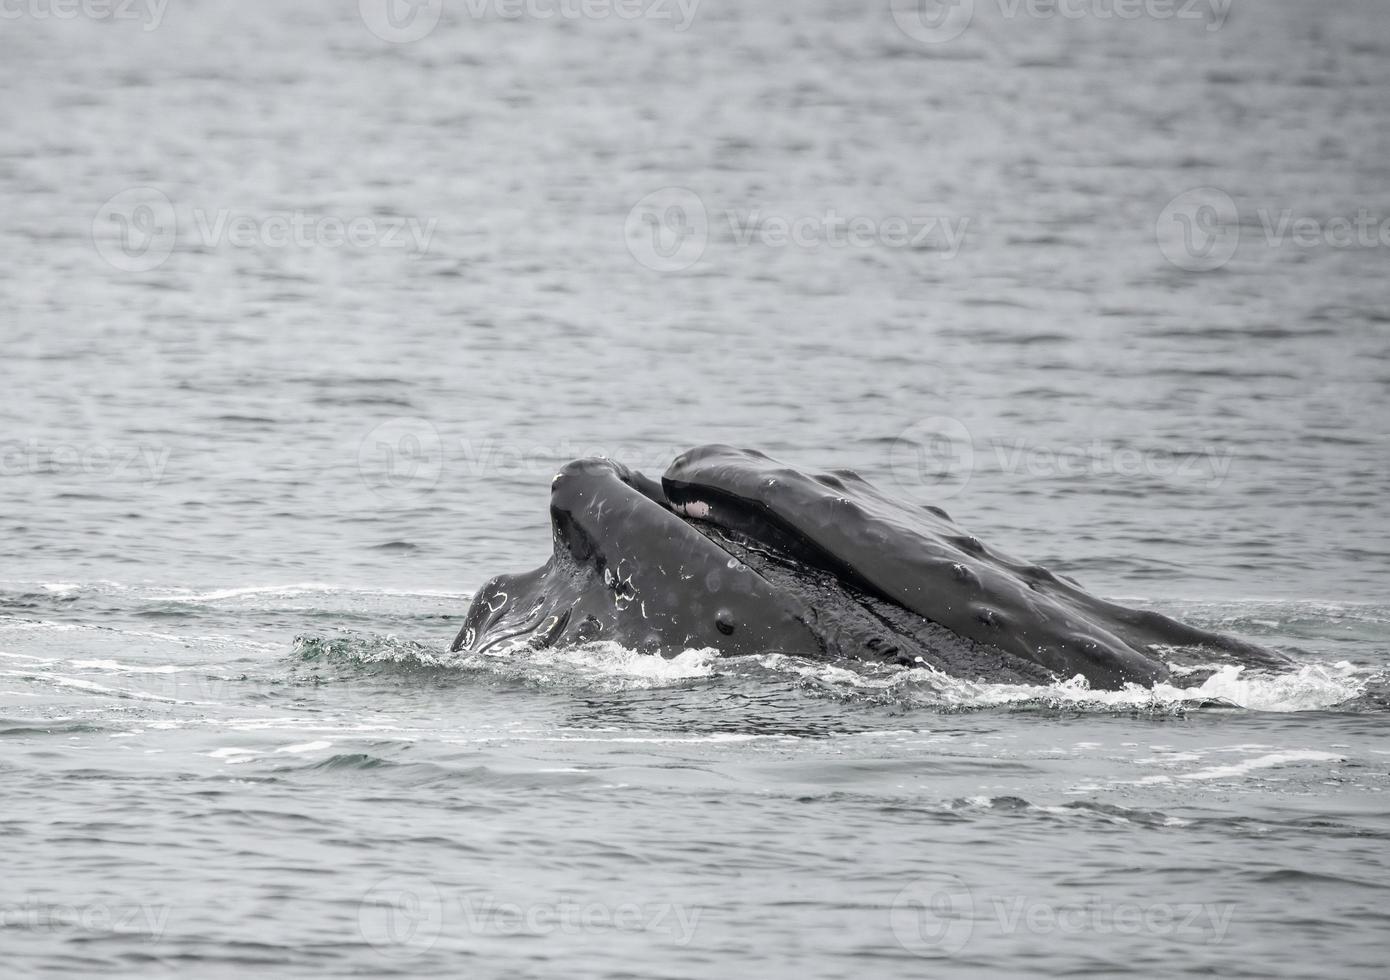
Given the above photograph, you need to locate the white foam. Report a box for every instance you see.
[1177,750,1345,781]
[755,655,1370,713]
[1135,752,1202,764]
[208,747,259,763]
[68,659,189,674]
[1169,663,1367,712]
[275,740,333,754]
[161,582,344,602]
[159,583,473,603]
[0,651,57,664]
[500,732,798,745]
[464,641,721,690]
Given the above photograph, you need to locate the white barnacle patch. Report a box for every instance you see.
[673,500,711,519]
[462,627,475,648]
[486,590,509,613]
[606,559,639,611]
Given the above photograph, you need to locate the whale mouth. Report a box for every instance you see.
[662,479,885,600]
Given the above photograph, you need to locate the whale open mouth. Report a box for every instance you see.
[452,446,1289,690]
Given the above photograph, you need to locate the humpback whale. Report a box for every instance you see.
[451,446,1286,690]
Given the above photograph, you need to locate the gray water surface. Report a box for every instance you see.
[3,1,1389,976]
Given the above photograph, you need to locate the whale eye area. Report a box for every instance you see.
[715,610,735,635]
[573,615,602,643]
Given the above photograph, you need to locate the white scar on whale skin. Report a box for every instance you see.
[673,501,711,519]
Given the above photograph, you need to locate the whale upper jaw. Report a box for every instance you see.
[452,446,1288,690]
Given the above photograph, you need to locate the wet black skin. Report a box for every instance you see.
[451,446,1288,690]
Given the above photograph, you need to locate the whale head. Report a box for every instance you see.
[452,445,1285,690]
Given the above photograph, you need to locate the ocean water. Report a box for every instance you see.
[3,0,1389,976]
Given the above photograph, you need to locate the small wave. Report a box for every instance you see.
[2,671,215,706]
[753,655,1371,713]
[67,659,195,675]
[949,797,1184,827]
[0,717,103,738]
